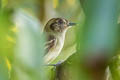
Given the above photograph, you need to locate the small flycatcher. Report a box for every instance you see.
[44,18,76,64]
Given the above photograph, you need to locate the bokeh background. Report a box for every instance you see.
[0,0,120,80]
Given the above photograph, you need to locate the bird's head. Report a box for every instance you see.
[44,18,76,35]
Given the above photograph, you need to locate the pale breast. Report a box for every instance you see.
[44,35,65,64]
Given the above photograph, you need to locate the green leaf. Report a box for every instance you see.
[13,9,47,80]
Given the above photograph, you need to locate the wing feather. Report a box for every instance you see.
[45,35,57,53]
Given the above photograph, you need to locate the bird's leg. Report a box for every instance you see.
[46,61,64,70]
[46,61,63,66]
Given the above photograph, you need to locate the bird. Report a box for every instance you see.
[43,18,76,64]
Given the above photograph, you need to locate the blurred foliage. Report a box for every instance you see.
[0,0,120,80]
[12,9,46,80]
[0,6,14,80]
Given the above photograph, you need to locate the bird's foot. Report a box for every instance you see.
[46,60,64,67]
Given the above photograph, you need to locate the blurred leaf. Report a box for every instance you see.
[0,57,9,80]
[0,10,14,57]
[1,0,8,8]
[13,9,46,80]
[53,0,58,8]
[79,0,119,57]
[67,0,76,6]
[0,0,1,9]
[70,0,119,80]
[5,57,12,71]
[0,9,14,80]
[109,54,120,80]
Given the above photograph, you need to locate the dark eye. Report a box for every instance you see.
[58,19,64,24]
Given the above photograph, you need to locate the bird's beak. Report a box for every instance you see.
[68,22,76,26]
